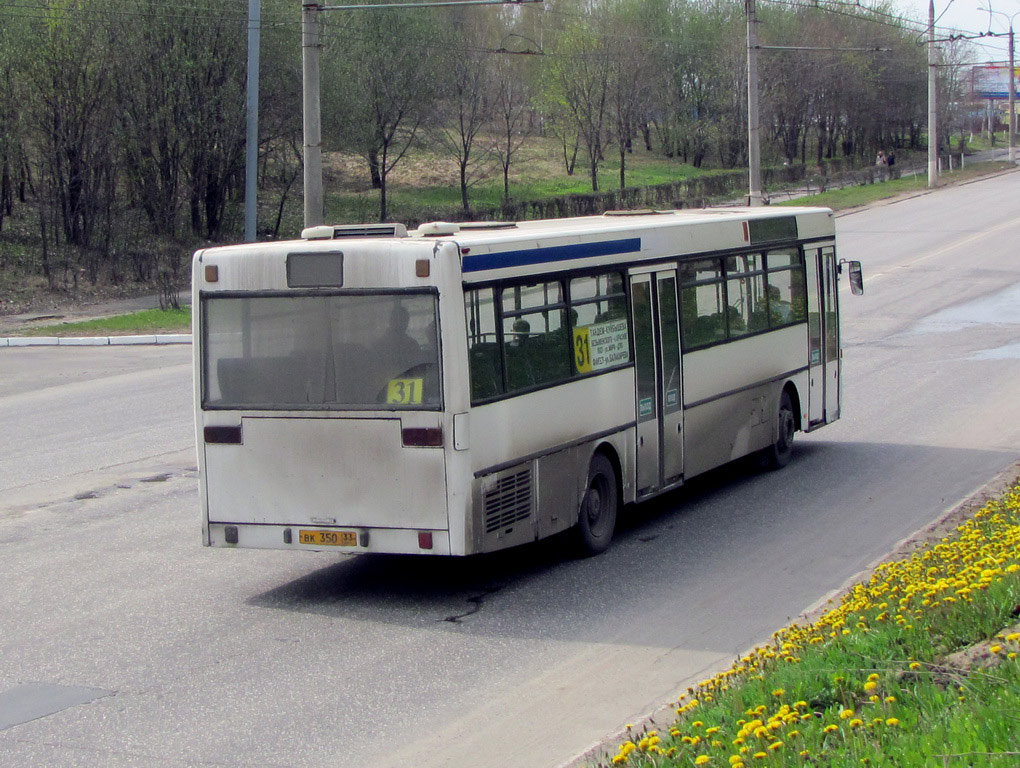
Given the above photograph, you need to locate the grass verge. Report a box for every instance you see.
[599,479,1020,767]
[776,162,1015,212]
[9,308,191,337]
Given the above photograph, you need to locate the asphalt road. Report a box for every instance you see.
[1,173,1019,768]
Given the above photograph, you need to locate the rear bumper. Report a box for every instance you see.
[206,522,452,555]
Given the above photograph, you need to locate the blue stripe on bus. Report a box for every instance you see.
[462,237,641,273]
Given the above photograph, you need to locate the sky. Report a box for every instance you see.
[893,0,1020,62]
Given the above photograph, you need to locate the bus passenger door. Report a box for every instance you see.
[822,247,841,421]
[630,270,684,497]
[805,246,839,426]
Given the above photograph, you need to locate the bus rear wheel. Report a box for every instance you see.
[575,453,618,556]
[763,391,796,470]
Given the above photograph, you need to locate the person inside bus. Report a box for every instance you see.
[381,303,424,375]
[767,284,793,323]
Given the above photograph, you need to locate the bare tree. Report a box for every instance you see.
[323,9,443,221]
[491,54,535,202]
[430,16,495,213]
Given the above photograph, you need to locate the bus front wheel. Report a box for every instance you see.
[763,391,796,470]
[575,453,618,556]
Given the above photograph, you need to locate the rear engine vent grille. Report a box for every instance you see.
[484,469,533,533]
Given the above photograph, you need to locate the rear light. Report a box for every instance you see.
[402,427,443,447]
[418,531,433,550]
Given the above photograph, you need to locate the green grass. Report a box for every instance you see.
[776,162,1015,211]
[10,307,191,337]
[602,482,1020,768]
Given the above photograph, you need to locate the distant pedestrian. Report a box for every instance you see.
[887,151,897,179]
[875,151,888,181]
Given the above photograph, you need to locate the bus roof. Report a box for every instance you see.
[197,207,835,284]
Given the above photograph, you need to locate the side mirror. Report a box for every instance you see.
[840,259,864,295]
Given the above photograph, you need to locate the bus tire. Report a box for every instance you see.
[764,391,795,470]
[575,453,618,556]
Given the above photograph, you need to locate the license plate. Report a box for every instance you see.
[299,529,358,547]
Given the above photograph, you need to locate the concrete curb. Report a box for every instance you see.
[2,334,191,348]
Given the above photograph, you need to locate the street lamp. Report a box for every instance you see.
[980,4,1020,163]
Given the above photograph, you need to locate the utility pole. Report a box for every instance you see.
[1009,26,1016,161]
[245,0,261,242]
[746,0,764,206]
[302,2,324,228]
[927,0,938,188]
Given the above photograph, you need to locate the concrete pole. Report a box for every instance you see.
[927,0,938,188]
[302,3,324,228]
[244,0,261,242]
[1009,28,1016,162]
[746,0,764,206]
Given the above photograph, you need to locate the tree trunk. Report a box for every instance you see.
[368,149,382,189]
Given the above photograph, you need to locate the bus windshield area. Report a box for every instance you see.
[202,292,440,410]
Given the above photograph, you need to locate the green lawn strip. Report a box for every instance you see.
[604,482,1020,767]
[9,308,191,337]
[776,162,1015,212]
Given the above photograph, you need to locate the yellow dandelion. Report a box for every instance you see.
[886,718,900,726]
[695,756,711,766]
[768,741,783,751]
[823,724,839,734]
[839,709,854,719]
[863,681,878,693]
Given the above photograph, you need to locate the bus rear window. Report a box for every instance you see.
[202,292,440,410]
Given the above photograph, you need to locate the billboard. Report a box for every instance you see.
[972,65,1020,99]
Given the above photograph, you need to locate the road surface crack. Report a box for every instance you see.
[440,586,502,623]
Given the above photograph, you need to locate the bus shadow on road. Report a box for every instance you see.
[246,439,1016,644]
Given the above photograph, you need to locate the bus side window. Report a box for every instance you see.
[469,344,501,400]
[465,287,503,401]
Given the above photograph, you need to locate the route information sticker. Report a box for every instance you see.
[573,320,630,373]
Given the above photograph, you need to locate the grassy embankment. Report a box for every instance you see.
[7,144,1014,337]
[600,480,1020,768]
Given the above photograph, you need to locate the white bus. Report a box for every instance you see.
[193,207,860,557]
